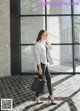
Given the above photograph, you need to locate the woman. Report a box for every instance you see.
[34,29,54,104]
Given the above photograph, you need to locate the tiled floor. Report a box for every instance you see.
[0,74,80,111]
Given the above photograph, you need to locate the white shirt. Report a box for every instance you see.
[34,41,53,71]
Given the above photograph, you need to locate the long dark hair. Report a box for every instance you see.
[36,29,46,42]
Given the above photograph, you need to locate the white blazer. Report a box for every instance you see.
[34,41,53,71]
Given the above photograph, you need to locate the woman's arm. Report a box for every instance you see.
[45,31,52,50]
[37,64,42,75]
[35,43,42,74]
[46,41,52,50]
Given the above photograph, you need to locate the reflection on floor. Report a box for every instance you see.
[0,74,80,111]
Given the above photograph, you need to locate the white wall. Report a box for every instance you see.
[0,0,10,78]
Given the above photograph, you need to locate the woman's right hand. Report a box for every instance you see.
[38,68,42,75]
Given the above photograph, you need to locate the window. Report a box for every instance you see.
[16,0,80,74]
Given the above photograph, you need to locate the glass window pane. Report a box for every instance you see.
[47,16,72,43]
[75,45,80,72]
[21,46,35,72]
[20,0,45,15]
[21,17,45,44]
[74,16,80,43]
[47,0,71,14]
[49,45,73,72]
[74,0,80,14]
[21,45,73,73]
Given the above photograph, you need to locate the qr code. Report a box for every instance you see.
[1,99,13,110]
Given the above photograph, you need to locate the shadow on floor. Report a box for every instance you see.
[22,89,80,111]
[22,102,57,111]
[51,74,74,87]
[0,74,78,110]
[50,89,80,111]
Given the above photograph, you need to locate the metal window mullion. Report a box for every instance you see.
[71,0,75,74]
[18,0,21,75]
[45,0,47,30]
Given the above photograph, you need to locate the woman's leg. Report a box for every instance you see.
[36,63,53,96]
[45,66,53,95]
[35,92,39,97]
[45,66,55,102]
[35,74,42,103]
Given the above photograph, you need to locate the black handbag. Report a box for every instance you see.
[31,77,45,93]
